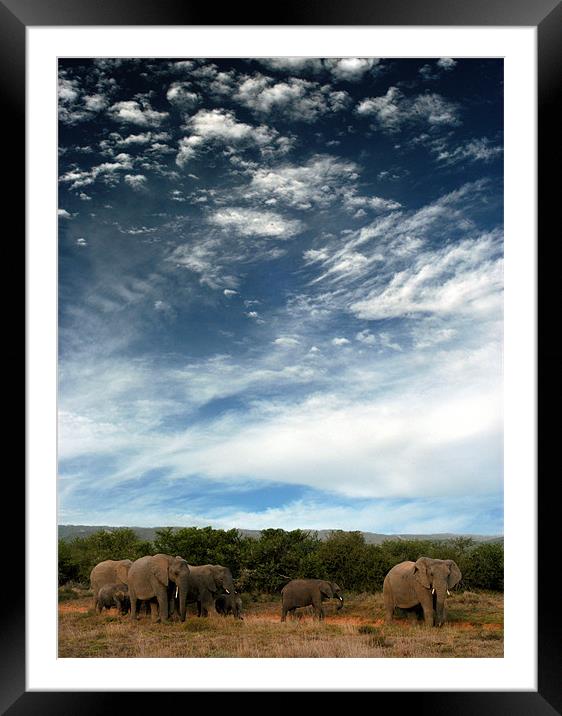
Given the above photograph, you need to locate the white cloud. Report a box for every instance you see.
[150,377,502,500]
[58,209,72,219]
[246,154,360,210]
[437,57,457,70]
[176,108,285,166]
[434,137,503,165]
[209,207,304,239]
[58,73,113,125]
[356,87,460,132]
[254,58,381,84]
[223,289,238,297]
[60,152,134,191]
[303,248,330,263]
[124,174,148,191]
[76,238,88,246]
[324,58,381,82]
[356,329,376,345]
[116,131,171,147]
[273,337,300,348]
[232,74,350,122]
[256,58,325,74]
[332,337,350,346]
[343,192,401,214]
[179,494,500,534]
[166,82,200,112]
[109,100,169,127]
[303,179,494,293]
[83,93,108,112]
[350,231,503,320]
[167,238,235,290]
[58,77,79,104]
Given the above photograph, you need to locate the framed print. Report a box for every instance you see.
[12,0,559,711]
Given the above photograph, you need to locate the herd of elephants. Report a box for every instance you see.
[90,553,462,627]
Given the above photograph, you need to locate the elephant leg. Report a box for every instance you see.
[156,587,169,624]
[200,593,213,617]
[129,590,139,621]
[281,603,289,622]
[167,584,178,619]
[312,598,324,620]
[420,597,435,627]
[95,599,102,615]
[149,601,159,622]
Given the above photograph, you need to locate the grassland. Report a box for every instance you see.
[58,587,503,658]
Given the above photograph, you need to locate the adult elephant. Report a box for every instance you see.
[89,559,132,612]
[383,557,462,627]
[281,579,343,622]
[128,554,190,623]
[185,564,236,617]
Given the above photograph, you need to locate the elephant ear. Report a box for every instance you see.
[199,570,217,593]
[320,582,334,599]
[212,566,231,592]
[150,555,170,586]
[116,560,132,585]
[446,560,462,589]
[413,557,432,589]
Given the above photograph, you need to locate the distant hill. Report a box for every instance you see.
[58,524,503,545]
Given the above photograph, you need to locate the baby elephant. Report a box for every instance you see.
[96,582,130,615]
[281,579,343,622]
[215,593,243,619]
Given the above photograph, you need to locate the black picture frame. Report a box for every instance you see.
[12,0,559,712]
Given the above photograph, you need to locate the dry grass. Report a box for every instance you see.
[58,590,503,658]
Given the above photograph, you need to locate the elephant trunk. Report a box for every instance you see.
[178,574,189,622]
[434,587,447,626]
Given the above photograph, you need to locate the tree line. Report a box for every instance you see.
[58,526,504,593]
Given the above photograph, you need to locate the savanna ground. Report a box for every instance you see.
[58,587,503,658]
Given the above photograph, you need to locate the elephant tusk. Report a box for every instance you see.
[431,588,435,595]
[447,589,451,596]
[339,597,343,601]
[225,589,230,594]
[175,587,178,599]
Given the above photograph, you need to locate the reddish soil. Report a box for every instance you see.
[58,601,502,632]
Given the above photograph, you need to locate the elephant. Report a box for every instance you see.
[127,554,190,623]
[96,582,130,615]
[183,564,236,617]
[89,559,132,612]
[383,557,462,627]
[280,579,344,622]
[215,593,243,619]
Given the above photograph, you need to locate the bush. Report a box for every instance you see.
[58,527,504,594]
[58,528,155,585]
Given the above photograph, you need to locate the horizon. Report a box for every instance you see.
[58,57,503,534]
[58,523,503,538]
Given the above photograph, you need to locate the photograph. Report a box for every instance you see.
[56,55,506,659]
[13,2,555,705]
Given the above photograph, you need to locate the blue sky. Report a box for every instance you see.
[57,57,503,534]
